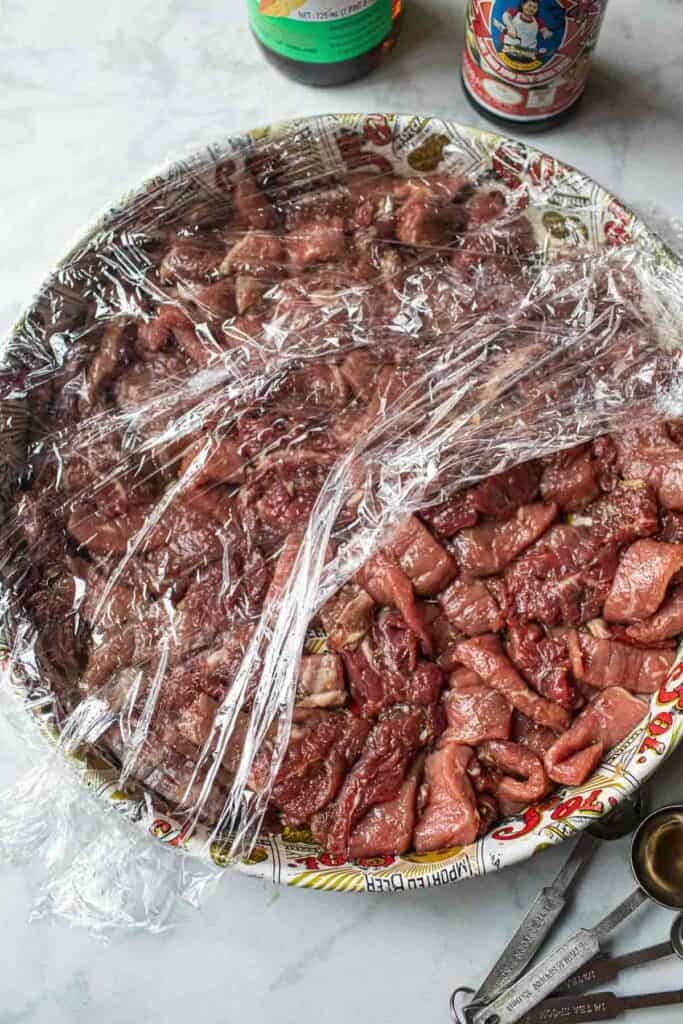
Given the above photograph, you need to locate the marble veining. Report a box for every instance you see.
[2,2,683,1022]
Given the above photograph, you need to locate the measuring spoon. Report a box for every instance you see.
[520,987,683,1023]
[468,803,683,1024]
[554,913,683,996]
[458,792,645,1020]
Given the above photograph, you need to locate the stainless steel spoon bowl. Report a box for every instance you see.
[631,804,683,910]
[670,914,683,959]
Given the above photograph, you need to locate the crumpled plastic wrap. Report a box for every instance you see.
[1,115,683,932]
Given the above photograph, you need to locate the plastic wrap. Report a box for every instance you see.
[2,115,683,928]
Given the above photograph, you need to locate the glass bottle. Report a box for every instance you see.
[462,1,609,132]
[248,1,404,87]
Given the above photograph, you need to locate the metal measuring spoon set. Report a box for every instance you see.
[451,799,683,1024]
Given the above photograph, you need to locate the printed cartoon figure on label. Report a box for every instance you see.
[493,0,566,71]
[462,0,608,127]
[500,2,551,59]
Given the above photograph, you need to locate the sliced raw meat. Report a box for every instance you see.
[455,635,570,731]
[136,303,212,367]
[188,278,238,319]
[476,792,500,835]
[453,503,557,577]
[286,364,350,409]
[626,584,683,643]
[145,505,238,581]
[80,613,162,691]
[603,540,683,623]
[78,563,139,631]
[205,625,254,694]
[666,418,683,447]
[234,274,266,314]
[67,502,153,556]
[586,483,659,546]
[413,740,479,852]
[659,510,683,544]
[339,348,381,400]
[567,630,675,693]
[420,491,478,538]
[395,196,462,248]
[174,691,219,747]
[591,436,620,492]
[511,711,558,758]
[444,669,512,745]
[447,667,483,690]
[465,189,506,226]
[233,172,277,230]
[372,610,419,675]
[426,608,464,671]
[506,524,619,627]
[159,236,226,283]
[506,619,577,709]
[439,578,503,636]
[343,640,442,718]
[478,740,550,803]
[616,425,683,511]
[312,708,424,857]
[297,654,346,709]
[545,687,646,785]
[540,445,599,511]
[253,711,370,828]
[179,436,247,486]
[221,230,283,276]
[319,583,375,651]
[356,551,432,653]
[82,321,131,405]
[287,217,346,269]
[389,516,457,596]
[348,754,425,859]
[470,462,541,520]
[241,452,335,550]
[267,530,304,601]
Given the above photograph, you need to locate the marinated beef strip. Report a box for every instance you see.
[545,688,646,785]
[567,631,675,693]
[505,524,619,627]
[615,425,683,510]
[452,503,558,577]
[444,668,512,746]
[454,635,571,732]
[11,155,680,863]
[540,444,599,511]
[506,619,576,709]
[439,578,504,636]
[349,754,425,859]
[626,584,683,643]
[603,539,683,623]
[477,740,551,804]
[311,708,426,857]
[413,740,480,853]
[266,713,370,828]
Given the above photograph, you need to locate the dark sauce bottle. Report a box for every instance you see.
[249,1,403,87]
[462,1,609,132]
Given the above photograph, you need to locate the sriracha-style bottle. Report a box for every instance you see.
[462,1,609,131]
[248,1,404,87]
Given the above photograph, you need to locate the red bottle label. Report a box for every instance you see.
[462,1,608,123]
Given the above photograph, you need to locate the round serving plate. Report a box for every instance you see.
[3,114,682,894]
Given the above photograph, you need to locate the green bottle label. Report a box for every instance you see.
[248,0,394,65]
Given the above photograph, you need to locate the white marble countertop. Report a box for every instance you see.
[2,2,683,1022]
